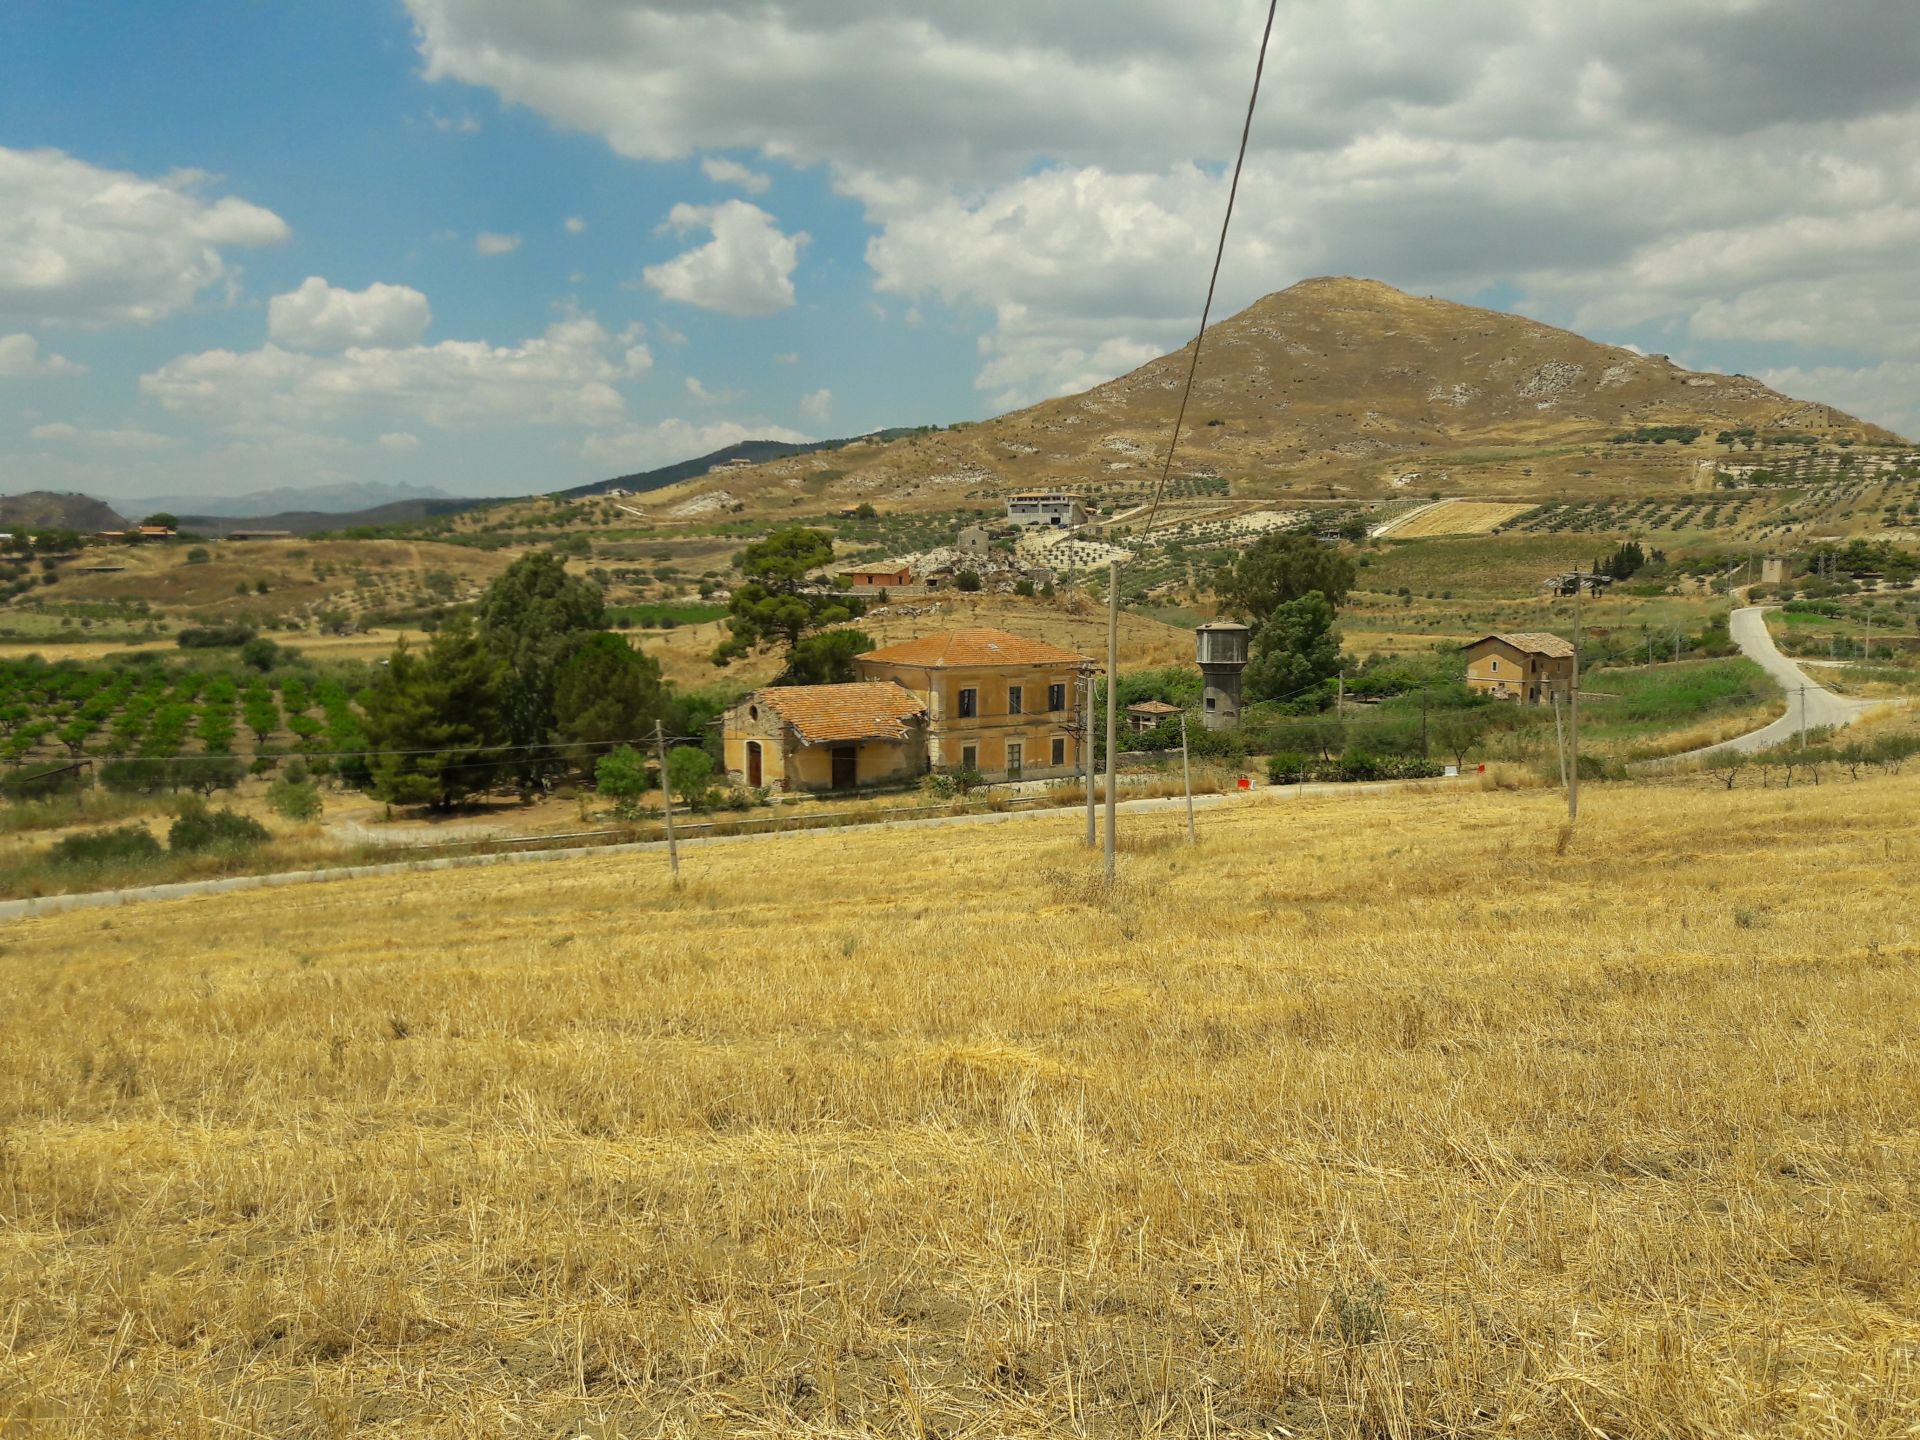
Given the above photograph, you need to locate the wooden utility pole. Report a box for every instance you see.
[1104,559,1119,878]
[1179,713,1196,844]
[1083,667,1096,848]
[653,719,680,883]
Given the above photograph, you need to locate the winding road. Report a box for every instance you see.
[1675,605,1873,760]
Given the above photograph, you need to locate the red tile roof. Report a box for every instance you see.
[857,627,1089,668]
[1473,631,1575,658]
[747,682,927,744]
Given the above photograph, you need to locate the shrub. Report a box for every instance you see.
[1267,751,1309,784]
[176,624,257,649]
[168,804,270,853]
[48,824,162,868]
[99,757,171,795]
[185,547,211,564]
[267,779,323,821]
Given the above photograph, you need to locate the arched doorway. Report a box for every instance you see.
[745,741,763,787]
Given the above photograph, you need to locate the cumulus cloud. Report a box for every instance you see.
[268,277,432,351]
[406,0,1920,425]
[0,145,287,328]
[0,333,82,378]
[474,231,522,256]
[701,156,771,195]
[142,315,648,433]
[580,417,812,469]
[29,422,172,450]
[378,431,423,452]
[643,201,807,316]
[564,215,588,234]
[798,387,832,422]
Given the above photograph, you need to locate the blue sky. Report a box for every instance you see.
[3,1,1916,506]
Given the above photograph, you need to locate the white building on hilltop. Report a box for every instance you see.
[1005,491,1087,528]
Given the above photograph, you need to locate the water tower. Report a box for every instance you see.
[1195,621,1250,731]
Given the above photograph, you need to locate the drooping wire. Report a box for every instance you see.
[1140,0,1282,541]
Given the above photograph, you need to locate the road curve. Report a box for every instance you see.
[1671,606,1871,761]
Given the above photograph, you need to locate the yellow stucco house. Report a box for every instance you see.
[722,682,929,792]
[1464,632,1574,703]
[854,628,1090,782]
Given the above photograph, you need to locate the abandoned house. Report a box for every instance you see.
[1464,632,1575,703]
[721,682,929,792]
[1125,699,1183,734]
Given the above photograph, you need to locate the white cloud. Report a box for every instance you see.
[581,417,812,469]
[406,0,1920,423]
[643,200,807,316]
[0,145,287,327]
[1758,361,1920,441]
[378,431,423,452]
[474,231,522,256]
[655,323,688,346]
[142,315,647,433]
[685,376,714,402]
[428,109,481,134]
[0,333,82,378]
[564,215,588,234]
[799,387,832,422]
[773,351,799,365]
[29,422,172,451]
[701,156,771,195]
[267,277,432,351]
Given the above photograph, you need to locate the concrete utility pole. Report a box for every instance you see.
[1104,558,1119,879]
[1180,713,1196,844]
[1551,691,1568,791]
[1083,666,1096,848]
[1568,576,1582,824]
[653,719,679,884]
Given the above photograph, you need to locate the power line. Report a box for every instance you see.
[1141,0,1281,542]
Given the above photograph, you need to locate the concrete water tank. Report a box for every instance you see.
[1195,621,1251,731]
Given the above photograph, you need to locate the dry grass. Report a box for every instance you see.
[3,778,1919,1436]
[1383,500,1532,538]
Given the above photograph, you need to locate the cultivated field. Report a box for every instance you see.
[1380,500,1532,538]
[3,775,1917,1436]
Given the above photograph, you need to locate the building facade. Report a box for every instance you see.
[721,682,928,792]
[854,628,1089,781]
[837,564,913,591]
[1463,632,1574,703]
[1005,491,1087,528]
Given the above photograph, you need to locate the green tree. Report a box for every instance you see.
[1244,591,1342,702]
[712,527,864,665]
[141,512,178,530]
[267,778,324,820]
[551,632,667,761]
[778,628,873,685]
[666,746,714,806]
[594,744,652,819]
[360,615,509,808]
[474,551,608,782]
[1217,533,1357,624]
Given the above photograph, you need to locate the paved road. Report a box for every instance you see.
[1672,606,1872,760]
[0,774,1465,921]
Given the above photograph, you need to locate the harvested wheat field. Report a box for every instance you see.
[1386,500,1534,538]
[3,777,1918,1436]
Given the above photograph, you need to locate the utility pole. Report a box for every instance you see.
[1179,713,1196,844]
[1799,687,1807,750]
[1568,576,1582,824]
[1103,558,1119,879]
[653,719,679,884]
[1419,694,1429,759]
[1551,691,1568,791]
[1083,666,1096,848]
[1336,669,1344,718]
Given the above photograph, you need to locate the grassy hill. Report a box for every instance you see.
[632,277,1904,523]
[6,771,1917,1432]
[0,490,127,532]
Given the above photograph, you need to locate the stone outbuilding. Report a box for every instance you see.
[722,682,928,792]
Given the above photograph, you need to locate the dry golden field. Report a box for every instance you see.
[3,776,1918,1437]
[1384,501,1534,539]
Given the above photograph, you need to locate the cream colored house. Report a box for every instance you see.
[855,628,1090,781]
[722,682,928,792]
[1464,632,1574,703]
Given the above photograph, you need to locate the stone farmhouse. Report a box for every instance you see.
[1463,632,1574,704]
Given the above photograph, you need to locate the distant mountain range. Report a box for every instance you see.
[105,480,458,521]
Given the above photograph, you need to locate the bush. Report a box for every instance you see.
[176,624,257,649]
[186,547,211,564]
[48,824,162,868]
[267,779,323,821]
[98,757,171,795]
[1267,751,1310,784]
[168,804,270,853]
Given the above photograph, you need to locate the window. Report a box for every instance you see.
[1048,682,1066,712]
[957,686,977,718]
[1491,658,1500,673]
[1007,685,1022,715]
[1205,695,1216,710]
[960,744,977,770]
[1050,737,1066,766]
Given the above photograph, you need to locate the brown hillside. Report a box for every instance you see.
[0,490,128,532]
[639,277,1900,519]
